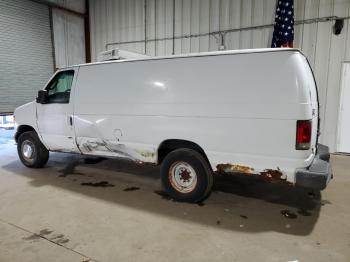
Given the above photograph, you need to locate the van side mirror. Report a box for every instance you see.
[36,90,48,104]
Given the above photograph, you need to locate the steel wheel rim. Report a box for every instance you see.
[169,161,197,193]
[22,140,35,162]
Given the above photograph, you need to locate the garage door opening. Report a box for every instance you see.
[0,114,15,146]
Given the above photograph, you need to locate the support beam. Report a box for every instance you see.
[84,0,91,62]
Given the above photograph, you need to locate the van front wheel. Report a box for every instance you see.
[17,131,49,168]
[160,149,213,203]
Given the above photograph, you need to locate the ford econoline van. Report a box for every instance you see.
[14,48,332,202]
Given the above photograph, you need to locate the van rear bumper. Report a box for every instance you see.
[295,144,332,190]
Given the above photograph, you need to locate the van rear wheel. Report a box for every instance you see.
[160,149,213,203]
[17,131,49,168]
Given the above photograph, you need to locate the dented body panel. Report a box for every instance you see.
[14,48,323,186]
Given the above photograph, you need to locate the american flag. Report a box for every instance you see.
[271,0,294,48]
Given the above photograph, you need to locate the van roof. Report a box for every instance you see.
[68,48,301,69]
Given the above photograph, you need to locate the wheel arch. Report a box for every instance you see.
[15,125,36,143]
[157,139,211,168]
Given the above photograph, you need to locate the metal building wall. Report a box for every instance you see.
[89,0,350,152]
[50,0,86,68]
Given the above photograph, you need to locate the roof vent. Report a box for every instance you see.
[97,48,150,62]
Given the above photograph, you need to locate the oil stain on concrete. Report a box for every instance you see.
[123,186,140,191]
[80,181,115,187]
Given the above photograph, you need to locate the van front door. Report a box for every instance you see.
[36,69,79,153]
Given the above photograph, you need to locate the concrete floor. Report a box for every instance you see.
[0,141,349,262]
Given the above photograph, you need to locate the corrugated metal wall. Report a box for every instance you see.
[0,0,54,113]
[89,0,350,152]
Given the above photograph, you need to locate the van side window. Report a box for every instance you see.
[46,70,74,104]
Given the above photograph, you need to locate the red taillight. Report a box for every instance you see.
[296,120,312,150]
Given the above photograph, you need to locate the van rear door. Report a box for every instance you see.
[302,55,319,151]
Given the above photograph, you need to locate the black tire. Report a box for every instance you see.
[161,148,213,203]
[17,131,49,168]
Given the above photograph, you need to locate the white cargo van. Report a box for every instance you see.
[14,48,332,202]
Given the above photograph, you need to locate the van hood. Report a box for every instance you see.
[14,101,37,128]
[15,101,35,112]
